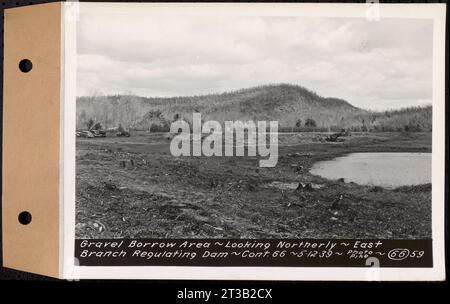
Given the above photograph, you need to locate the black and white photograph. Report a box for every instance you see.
[75,5,433,240]
[0,1,446,283]
[64,2,446,279]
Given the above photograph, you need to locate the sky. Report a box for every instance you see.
[77,5,433,110]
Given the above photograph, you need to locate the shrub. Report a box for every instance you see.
[304,118,317,127]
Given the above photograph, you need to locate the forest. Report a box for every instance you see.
[76,84,432,133]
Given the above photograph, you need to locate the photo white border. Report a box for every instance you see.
[61,2,447,281]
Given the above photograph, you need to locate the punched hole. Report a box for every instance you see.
[18,211,32,225]
[18,59,33,73]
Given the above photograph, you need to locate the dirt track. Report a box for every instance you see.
[75,132,431,239]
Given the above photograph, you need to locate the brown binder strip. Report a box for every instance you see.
[2,2,61,277]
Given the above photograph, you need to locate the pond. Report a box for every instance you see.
[310,152,431,188]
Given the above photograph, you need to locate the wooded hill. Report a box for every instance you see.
[76,84,432,132]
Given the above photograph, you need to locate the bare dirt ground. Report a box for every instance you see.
[75,132,431,239]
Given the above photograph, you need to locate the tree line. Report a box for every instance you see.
[76,85,431,133]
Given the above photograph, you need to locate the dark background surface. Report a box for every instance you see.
[0,1,447,298]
